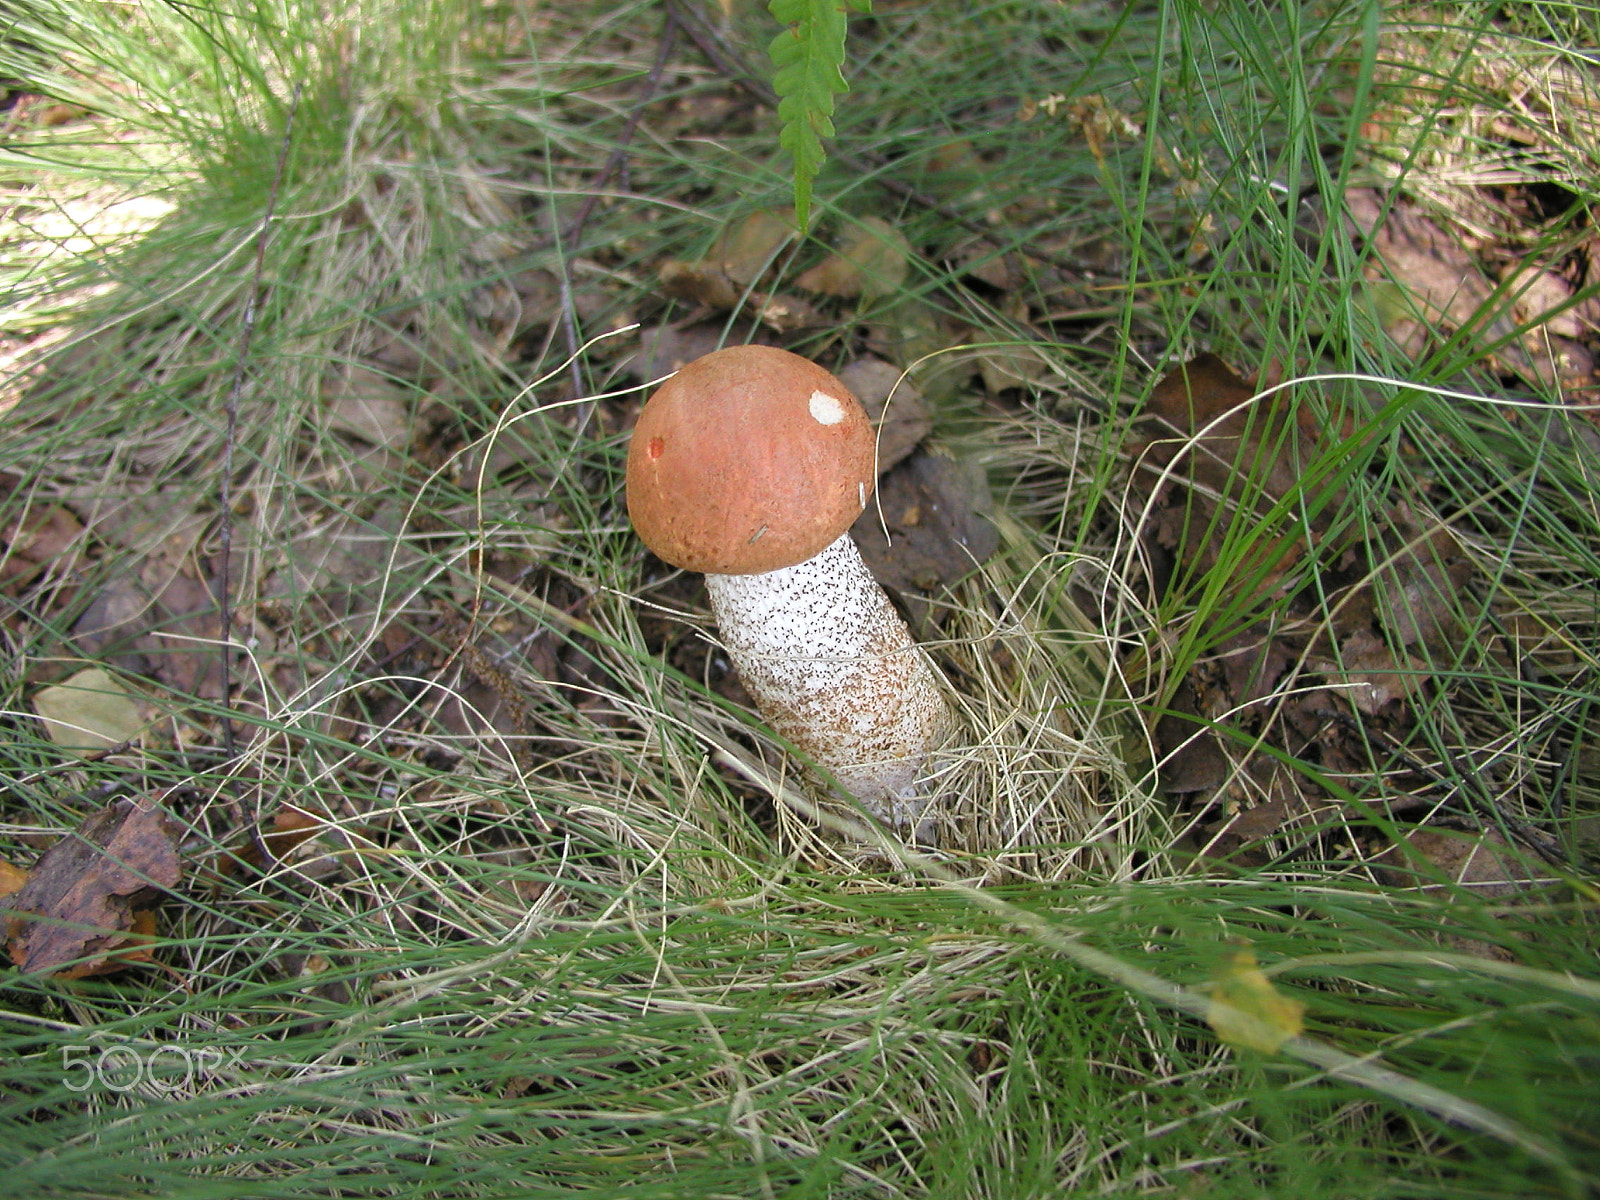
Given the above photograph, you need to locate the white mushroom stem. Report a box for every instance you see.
[704,532,953,829]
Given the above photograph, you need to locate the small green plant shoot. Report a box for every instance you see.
[767,0,870,228]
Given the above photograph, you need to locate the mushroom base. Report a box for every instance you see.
[705,533,954,831]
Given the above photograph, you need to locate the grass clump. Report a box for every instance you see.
[1,1,1598,1197]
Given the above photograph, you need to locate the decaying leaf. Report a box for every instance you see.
[1213,622,1293,709]
[852,447,997,615]
[1347,188,1596,393]
[948,238,1024,292]
[1206,943,1305,1054]
[835,356,933,474]
[1,503,85,587]
[906,138,989,200]
[4,793,182,977]
[323,365,414,452]
[1371,824,1551,960]
[626,323,748,384]
[32,666,144,751]
[1134,354,1341,598]
[70,577,158,674]
[658,256,741,310]
[1372,508,1474,651]
[216,804,335,879]
[795,217,911,300]
[259,501,414,614]
[75,485,209,566]
[1502,262,1584,341]
[752,295,826,333]
[1154,682,1230,796]
[263,804,326,861]
[1195,773,1334,868]
[712,209,795,286]
[70,559,229,699]
[1374,824,1545,899]
[1348,187,1500,360]
[656,211,812,326]
[974,328,1051,394]
[62,484,237,697]
[1315,627,1429,717]
[1144,354,1317,506]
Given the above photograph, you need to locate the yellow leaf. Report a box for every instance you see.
[1206,944,1305,1054]
[0,858,28,899]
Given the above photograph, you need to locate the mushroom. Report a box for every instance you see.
[626,345,954,831]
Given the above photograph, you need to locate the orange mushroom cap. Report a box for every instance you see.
[626,346,876,575]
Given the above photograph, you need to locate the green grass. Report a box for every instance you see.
[2,0,1598,1196]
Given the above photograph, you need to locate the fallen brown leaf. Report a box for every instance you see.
[747,293,825,333]
[653,256,823,331]
[834,357,933,474]
[624,323,770,385]
[851,447,997,616]
[974,317,1051,394]
[656,211,809,327]
[323,365,414,451]
[215,804,331,879]
[1371,823,1549,960]
[1347,188,1596,394]
[1,503,85,588]
[657,256,741,310]
[712,209,795,286]
[906,138,988,199]
[948,237,1023,292]
[1213,622,1293,709]
[795,217,911,301]
[265,804,323,861]
[1372,509,1474,651]
[1154,680,1230,797]
[856,289,978,401]
[75,485,209,566]
[5,793,182,977]
[1374,824,1544,899]
[1347,187,1500,360]
[1145,354,1318,503]
[71,574,161,676]
[1502,262,1584,340]
[1317,627,1429,717]
[1134,353,1340,598]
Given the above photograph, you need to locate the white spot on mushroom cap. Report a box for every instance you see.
[808,390,847,426]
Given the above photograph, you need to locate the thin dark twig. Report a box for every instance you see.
[549,5,682,409]
[216,84,300,773]
[1339,712,1573,870]
[566,6,681,252]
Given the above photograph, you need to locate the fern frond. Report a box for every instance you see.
[767,0,869,229]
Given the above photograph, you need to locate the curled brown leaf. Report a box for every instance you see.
[4,793,182,978]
